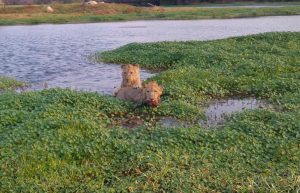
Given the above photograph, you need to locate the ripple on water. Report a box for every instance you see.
[1,16,300,94]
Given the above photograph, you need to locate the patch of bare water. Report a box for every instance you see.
[199,98,267,127]
[159,98,268,128]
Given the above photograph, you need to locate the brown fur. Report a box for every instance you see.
[113,64,142,96]
[115,81,163,107]
[121,64,142,88]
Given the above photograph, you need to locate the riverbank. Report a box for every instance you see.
[1,3,300,25]
[0,76,25,90]
[164,1,300,7]
[1,32,300,192]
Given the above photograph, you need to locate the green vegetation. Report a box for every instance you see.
[163,1,300,7]
[0,3,300,25]
[0,76,25,90]
[100,32,300,103]
[1,32,300,191]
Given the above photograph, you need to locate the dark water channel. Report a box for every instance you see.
[1,16,300,94]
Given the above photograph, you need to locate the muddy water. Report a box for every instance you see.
[1,16,300,94]
[159,98,267,128]
[199,98,267,127]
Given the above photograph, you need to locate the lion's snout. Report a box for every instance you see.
[146,98,160,107]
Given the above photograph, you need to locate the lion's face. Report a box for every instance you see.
[121,64,140,85]
[143,81,163,107]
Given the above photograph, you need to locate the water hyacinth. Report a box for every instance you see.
[1,32,300,192]
[0,76,25,91]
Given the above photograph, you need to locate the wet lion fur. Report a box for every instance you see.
[113,64,142,96]
[115,81,163,107]
[120,64,142,88]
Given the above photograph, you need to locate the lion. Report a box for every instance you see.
[113,64,142,96]
[115,81,163,107]
[120,64,142,88]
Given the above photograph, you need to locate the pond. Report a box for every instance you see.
[199,98,268,127]
[1,16,300,94]
[159,98,270,128]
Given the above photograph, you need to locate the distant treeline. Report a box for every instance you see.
[2,0,299,5]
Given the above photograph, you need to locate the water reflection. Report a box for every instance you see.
[159,98,268,128]
[199,98,266,127]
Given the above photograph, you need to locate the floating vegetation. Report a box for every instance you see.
[200,98,269,127]
[158,116,192,128]
[1,32,300,192]
[0,76,26,91]
[159,98,270,128]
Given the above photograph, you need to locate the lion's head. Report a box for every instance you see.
[143,81,163,107]
[121,64,141,87]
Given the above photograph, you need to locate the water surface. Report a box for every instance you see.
[199,98,267,127]
[1,16,300,94]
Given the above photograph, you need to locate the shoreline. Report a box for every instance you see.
[1,3,300,26]
[1,13,300,27]
[1,32,300,192]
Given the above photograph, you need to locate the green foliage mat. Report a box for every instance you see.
[0,76,25,91]
[1,32,300,192]
[100,32,300,108]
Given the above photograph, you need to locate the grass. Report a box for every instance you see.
[163,1,300,7]
[0,76,25,90]
[99,32,300,103]
[0,3,300,25]
[1,32,300,192]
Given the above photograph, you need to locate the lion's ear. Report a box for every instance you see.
[142,82,146,87]
[159,85,164,92]
[133,64,140,68]
[121,64,126,69]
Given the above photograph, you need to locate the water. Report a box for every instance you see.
[158,117,192,128]
[199,98,267,127]
[1,16,300,94]
[159,98,268,128]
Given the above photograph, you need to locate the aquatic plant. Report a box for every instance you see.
[0,76,25,90]
[1,32,300,192]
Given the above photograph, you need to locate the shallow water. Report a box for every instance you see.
[159,98,267,128]
[1,16,300,94]
[158,117,192,128]
[199,98,267,127]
